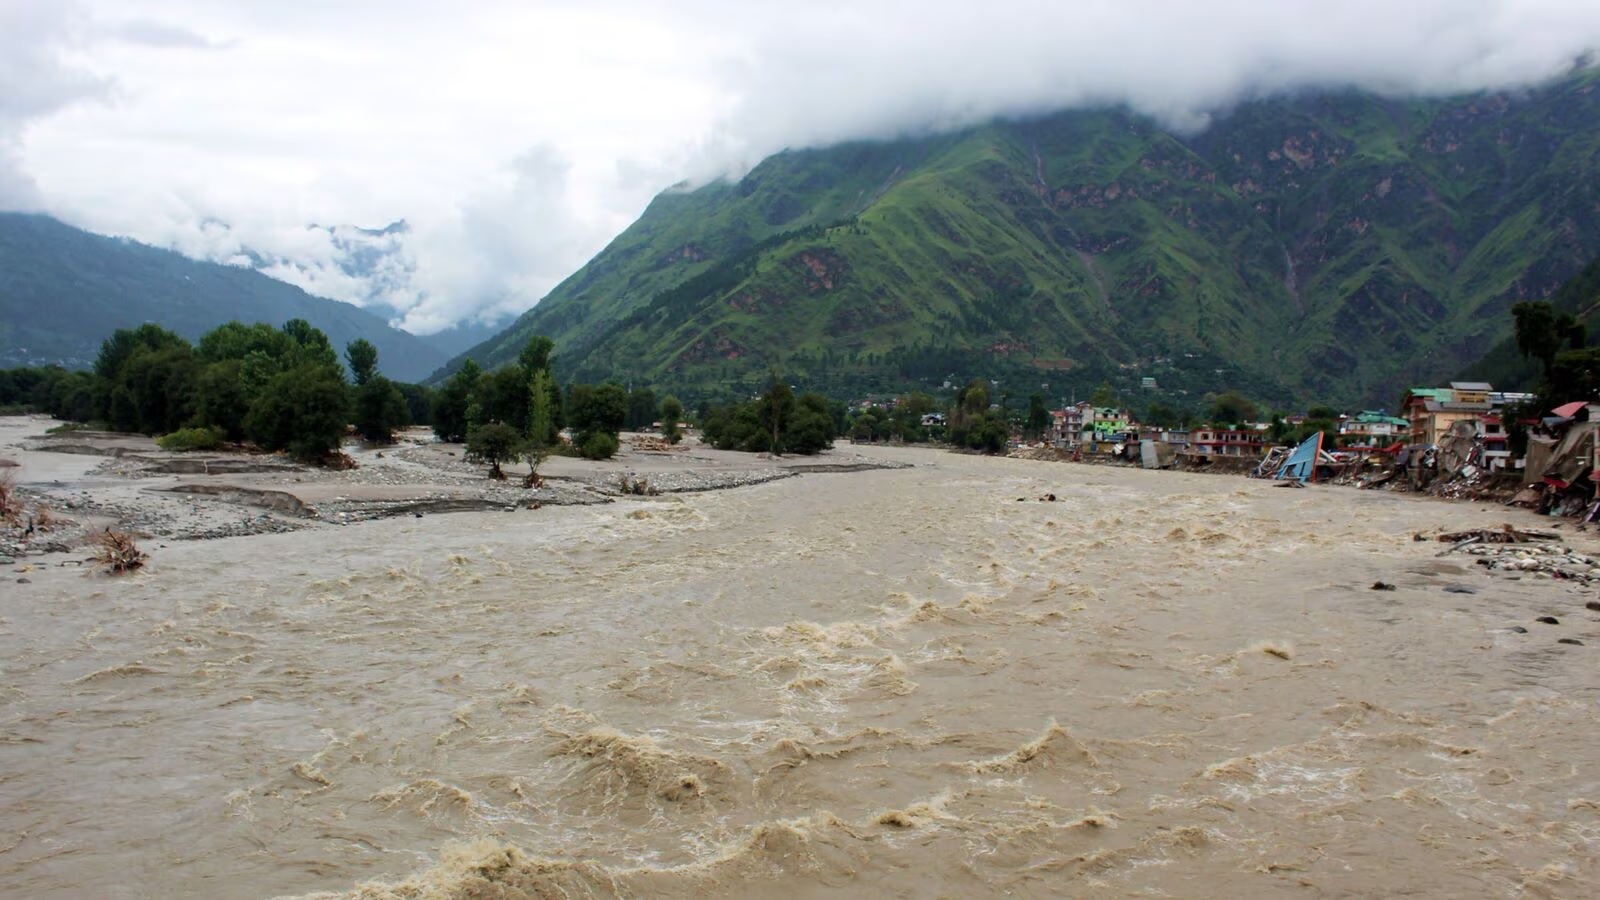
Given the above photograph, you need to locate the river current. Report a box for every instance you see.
[2,446,1597,897]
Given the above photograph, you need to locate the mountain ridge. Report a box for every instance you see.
[0,213,449,382]
[445,69,1600,408]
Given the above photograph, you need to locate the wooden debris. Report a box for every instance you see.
[94,529,148,574]
[629,436,681,453]
[617,473,657,496]
[0,469,21,526]
[1435,523,1561,544]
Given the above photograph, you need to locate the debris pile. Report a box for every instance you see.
[628,436,682,453]
[93,529,147,574]
[1423,522,1600,583]
[616,473,659,496]
[1464,543,1600,583]
[1431,524,1561,546]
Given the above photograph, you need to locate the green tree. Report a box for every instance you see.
[465,422,523,480]
[94,324,188,381]
[396,382,434,427]
[432,359,481,443]
[345,339,378,386]
[1145,401,1179,428]
[1548,347,1600,402]
[197,322,293,364]
[1089,381,1119,408]
[528,369,557,447]
[94,325,194,431]
[785,392,837,454]
[1207,390,1258,426]
[626,387,658,431]
[659,395,684,444]
[948,380,989,448]
[1267,414,1291,443]
[851,409,884,442]
[479,366,531,434]
[353,376,409,442]
[1513,300,1589,394]
[517,336,555,378]
[192,359,248,439]
[577,431,620,460]
[567,381,627,458]
[973,417,1008,453]
[891,391,935,443]
[244,363,351,462]
[758,373,796,454]
[1025,392,1049,440]
[1513,301,1561,376]
[119,344,197,434]
[281,318,339,368]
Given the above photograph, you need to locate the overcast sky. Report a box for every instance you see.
[5,0,1599,334]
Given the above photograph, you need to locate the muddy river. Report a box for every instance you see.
[2,446,1597,897]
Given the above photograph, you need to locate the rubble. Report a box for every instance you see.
[1434,524,1560,545]
[1460,541,1600,584]
[628,435,682,453]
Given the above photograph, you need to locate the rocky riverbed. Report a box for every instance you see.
[0,417,908,565]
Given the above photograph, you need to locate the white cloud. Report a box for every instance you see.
[5,0,1599,334]
[0,1,111,209]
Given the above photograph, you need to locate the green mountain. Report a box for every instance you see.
[449,71,1600,409]
[1461,254,1600,391]
[0,213,448,382]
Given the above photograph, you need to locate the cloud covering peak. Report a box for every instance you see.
[5,0,1599,333]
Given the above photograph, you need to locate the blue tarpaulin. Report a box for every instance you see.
[1277,432,1323,483]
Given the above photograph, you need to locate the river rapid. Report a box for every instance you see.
[2,446,1597,898]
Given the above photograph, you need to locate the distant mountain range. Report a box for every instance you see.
[0,213,450,382]
[448,69,1600,408]
[188,217,505,360]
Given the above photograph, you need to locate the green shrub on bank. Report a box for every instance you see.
[465,422,524,479]
[578,431,619,460]
[157,426,226,451]
[45,421,100,434]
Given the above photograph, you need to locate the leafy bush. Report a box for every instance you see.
[156,426,225,451]
[465,422,524,479]
[659,395,684,444]
[578,431,619,460]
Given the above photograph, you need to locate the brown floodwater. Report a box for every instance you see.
[2,446,1598,898]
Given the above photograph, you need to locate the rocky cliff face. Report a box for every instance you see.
[451,70,1600,407]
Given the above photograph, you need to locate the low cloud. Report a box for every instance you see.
[693,0,1600,176]
[6,0,1600,334]
[97,19,227,50]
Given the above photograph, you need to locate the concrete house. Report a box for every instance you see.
[1401,382,1494,446]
